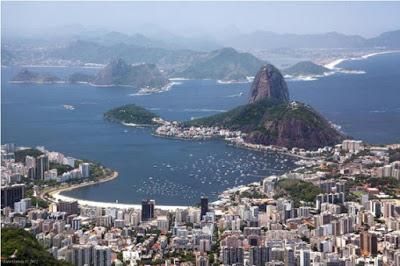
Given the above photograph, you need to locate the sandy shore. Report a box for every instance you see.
[47,171,188,211]
[324,50,400,70]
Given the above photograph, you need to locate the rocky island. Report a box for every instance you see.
[11,69,62,84]
[104,104,159,126]
[92,58,170,90]
[184,64,345,149]
[283,61,332,77]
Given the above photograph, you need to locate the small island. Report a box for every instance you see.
[10,60,171,94]
[283,61,331,77]
[104,104,159,126]
[11,69,62,84]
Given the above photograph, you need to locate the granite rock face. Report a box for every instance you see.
[242,102,345,149]
[187,64,345,149]
[248,64,289,104]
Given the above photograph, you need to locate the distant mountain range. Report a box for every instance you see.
[366,30,400,49]
[3,29,399,81]
[79,31,221,51]
[179,47,265,80]
[49,42,265,81]
[223,30,400,49]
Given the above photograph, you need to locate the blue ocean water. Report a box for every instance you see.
[2,52,399,205]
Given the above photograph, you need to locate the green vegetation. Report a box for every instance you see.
[185,98,342,149]
[275,178,322,207]
[185,99,329,132]
[49,162,73,175]
[30,197,49,208]
[104,104,158,125]
[181,47,264,80]
[283,61,330,76]
[93,59,168,88]
[366,176,399,196]
[185,99,285,130]
[347,176,400,198]
[240,189,265,199]
[389,148,400,163]
[14,148,43,162]
[165,251,195,263]
[1,228,71,266]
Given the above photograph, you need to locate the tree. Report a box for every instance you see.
[1,228,71,266]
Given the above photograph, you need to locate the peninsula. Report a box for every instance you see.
[108,64,344,150]
[166,64,345,149]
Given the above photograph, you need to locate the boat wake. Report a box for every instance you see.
[226,92,244,98]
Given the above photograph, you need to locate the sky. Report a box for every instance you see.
[2,1,400,38]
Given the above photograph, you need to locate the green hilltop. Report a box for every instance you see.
[104,104,158,125]
[1,228,71,266]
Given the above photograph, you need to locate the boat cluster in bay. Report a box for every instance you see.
[130,150,294,202]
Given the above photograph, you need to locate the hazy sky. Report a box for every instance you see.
[2,1,400,38]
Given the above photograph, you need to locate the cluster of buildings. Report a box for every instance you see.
[1,140,400,266]
[1,144,90,187]
[153,120,336,161]
[155,121,244,141]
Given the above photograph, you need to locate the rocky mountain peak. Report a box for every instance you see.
[249,64,289,104]
[108,58,129,71]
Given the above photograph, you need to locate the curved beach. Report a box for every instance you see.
[324,50,400,70]
[47,171,188,211]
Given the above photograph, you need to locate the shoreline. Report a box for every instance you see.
[152,132,315,161]
[324,50,400,70]
[46,171,189,211]
[285,50,400,82]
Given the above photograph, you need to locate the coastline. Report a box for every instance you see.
[152,132,315,161]
[324,50,400,70]
[46,171,188,211]
[285,50,400,82]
